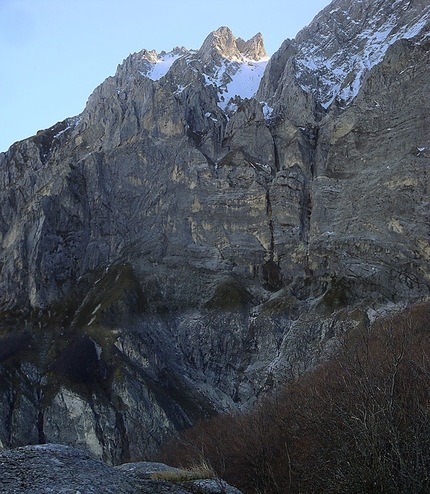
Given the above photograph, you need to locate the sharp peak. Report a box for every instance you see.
[198,26,267,63]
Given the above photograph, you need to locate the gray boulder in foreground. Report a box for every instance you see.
[0,444,241,494]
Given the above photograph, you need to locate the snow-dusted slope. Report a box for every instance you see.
[115,27,268,116]
[192,27,269,112]
[144,51,186,81]
[293,0,430,108]
[202,57,269,112]
[117,46,190,81]
[114,4,430,123]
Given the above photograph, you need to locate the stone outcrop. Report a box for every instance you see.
[198,27,267,63]
[0,0,429,464]
[0,444,241,494]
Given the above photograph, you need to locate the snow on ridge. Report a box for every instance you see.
[202,57,269,111]
[295,4,430,108]
[144,52,184,81]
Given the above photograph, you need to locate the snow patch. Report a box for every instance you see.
[211,57,269,111]
[53,125,71,139]
[174,84,189,94]
[34,444,71,452]
[92,303,101,316]
[261,102,274,119]
[90,337,103,360]
[144,52,183,81]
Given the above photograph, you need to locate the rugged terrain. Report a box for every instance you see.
[0,0,429,465]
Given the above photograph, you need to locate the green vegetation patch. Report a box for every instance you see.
[205,280,253,311]
[72,263,149,328]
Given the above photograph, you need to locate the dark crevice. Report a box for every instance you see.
[114,410,131,463]
[273,139,281,172]
[196,149,215,168]
[299,125,319,274]
[266,190,275,260]
[299,189,312,246]
[37,410,46,444]
[263,190,282,291]
[266,190,272,219]
[37,386,46,444]
[303,124,319,178]
[269,219,275,260]
[6,390,15,446]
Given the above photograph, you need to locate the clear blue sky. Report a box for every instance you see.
[0,0,330,152]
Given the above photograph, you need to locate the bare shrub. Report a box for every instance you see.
[159,303,430,493]
[151,459,215,482]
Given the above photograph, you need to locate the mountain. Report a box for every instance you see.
[261,0,430,110]
[0,0,429,465]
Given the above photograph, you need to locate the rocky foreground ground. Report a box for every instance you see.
[0,444,241,494]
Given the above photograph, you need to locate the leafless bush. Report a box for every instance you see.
[159,303,430,493]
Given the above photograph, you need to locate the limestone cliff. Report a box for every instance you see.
[0,0,429,464]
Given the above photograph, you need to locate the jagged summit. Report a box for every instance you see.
[111,26,269,116]
[116,46,189,81]
[193,28,269,113]
[198,27,267,63]
[116,27,267,86]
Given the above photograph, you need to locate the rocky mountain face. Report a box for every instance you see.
[0,0,429,465]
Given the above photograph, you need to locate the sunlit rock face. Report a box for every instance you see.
[0,1,429,463]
